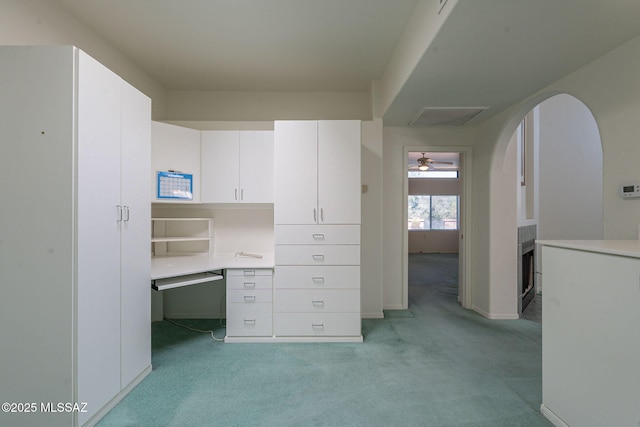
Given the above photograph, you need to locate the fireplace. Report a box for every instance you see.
[518,225,537,315]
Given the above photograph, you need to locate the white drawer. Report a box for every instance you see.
[275,225,360,245]
[227,289,273,303]
[275,245,360,266]
[274,266,360,289]
[274,313,361,337]
[226,303,273,337]
[275,289,360,313]
[226,268,273,277]
[226,275,272,290]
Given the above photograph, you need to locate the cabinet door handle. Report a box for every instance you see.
[312,276,325,283]
[243,270,256,276]
[312,233,325,240]
[244,295,256,302]
[116,205,123,222]
[243,282,256,288]
[123,205,130,222]
[312,323,325,330]
[313,208,317,222]
[320,208,324,222]
[312,254,325,261]
[244,319,256,325]
[241,188,244,201]
[235,188,238,200]
[312,300,325,307]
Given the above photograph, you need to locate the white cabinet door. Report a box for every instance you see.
[239,131,274,203]
[274,121,318,224]
[275,120,360,225]
[77,50,122,425]
[201,130,274,203]
[317,120,361,224]
[201,130,240,202]
[119,81,151,388]
[151,121,201,202]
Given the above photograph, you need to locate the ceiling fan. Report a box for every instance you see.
[409,153,455,171]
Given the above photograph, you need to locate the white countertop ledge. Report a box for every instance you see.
[151,252,275,280]
[536,239,640,259]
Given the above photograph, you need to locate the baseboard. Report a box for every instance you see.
[225,335,364,343]
[471,305,519,320]
[540,404,569,427]
[162,312,222,319]
[82,364,152,427]
[361,311,384,319]
[383,304,405,310]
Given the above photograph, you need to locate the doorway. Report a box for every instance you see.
[402,146,473,310]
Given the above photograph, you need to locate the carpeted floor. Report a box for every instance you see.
[97,253,549,426]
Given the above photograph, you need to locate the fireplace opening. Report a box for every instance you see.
[520,240,535,313]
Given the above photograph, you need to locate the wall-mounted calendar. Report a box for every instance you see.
[157,171,193,200]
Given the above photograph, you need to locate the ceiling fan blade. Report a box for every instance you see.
[429,160,454,165]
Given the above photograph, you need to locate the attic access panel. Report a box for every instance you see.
[409,107,488,127]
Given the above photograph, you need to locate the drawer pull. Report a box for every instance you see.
[312,323,325,330]
[244,295,256,302]
[243,269,256,276]
[244,319,256,325]
[312,276,325,283]
[312,300,325,307]
[312,233,325,240]
[312,254,325,261]
[243,282,256,288]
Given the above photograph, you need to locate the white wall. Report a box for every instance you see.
[361,119,385,318]
[537,94,603,240]
[480,34,640,318]
[168,91,371,121]
[0,0,168,119]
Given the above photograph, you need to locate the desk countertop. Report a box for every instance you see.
[536,239,640,259]
[151,252,275,280]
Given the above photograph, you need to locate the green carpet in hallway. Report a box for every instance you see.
[98,253,549,426]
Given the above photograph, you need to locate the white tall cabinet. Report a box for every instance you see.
[274,120,362,341]
[0,46,151,427]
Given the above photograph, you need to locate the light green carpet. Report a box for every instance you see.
[98,254,549,426]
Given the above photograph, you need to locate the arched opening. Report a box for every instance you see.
[488,93,603,318]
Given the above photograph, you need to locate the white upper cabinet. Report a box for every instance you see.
[274,120,361,225]
[274,121,318,224]
[317,120,361,224]
[151,121,201,203]
[201,130,274,203]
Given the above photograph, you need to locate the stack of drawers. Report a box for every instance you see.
[226,268,273,337]
[274,225,361,338]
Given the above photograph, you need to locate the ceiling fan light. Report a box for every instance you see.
[418,164,429,171]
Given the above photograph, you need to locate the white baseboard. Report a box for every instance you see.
[382,304,406,311]
[82,365,152,427]
[540,404,569,427]
[225,335,364,343]
[361,311,384,319]
[472,305,519,320]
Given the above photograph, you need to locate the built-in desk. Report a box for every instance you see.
[537,240,640,427]
[151,253,274,327]
[151,252,275,281]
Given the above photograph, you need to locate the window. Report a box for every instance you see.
[408,195,459,230]
[408,170,458,179]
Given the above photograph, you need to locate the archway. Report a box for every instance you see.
[488,93,603,318]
